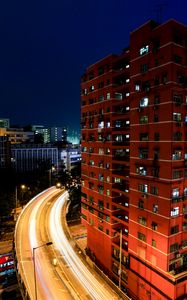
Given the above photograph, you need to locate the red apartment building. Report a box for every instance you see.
[81,19,187,300]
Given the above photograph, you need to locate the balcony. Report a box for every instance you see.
[113,154,130,162]
[112,183,129,193]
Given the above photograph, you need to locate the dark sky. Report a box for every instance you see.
[0,0,186,130]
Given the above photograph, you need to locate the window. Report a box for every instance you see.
[171,207,179,216]
[152,167,159,177]
[138,216,146,225]
[114,92,123,100]
[98,224,103,231]
[173,131,182,141]
[136,166,147,176]
[139,148,148,159]
[152,239,157,247]
[140,97,149,107]
[138,200,144,209]
[170,243,179,253]
[173,170,183,179]
[106,229,109,235]
[135,84,140,91]
[172,188,179,199]
[98,121,104,128]
[98,148,104,155]
[142,81,150,92]
[89,85,94,92]
[138,232,146,241]
[151,222,158,230]
[140,116,148,124]
[150,186,158,195]
[153,204,158,213]
[98,174,104,181]
[182,239,187,248]
[140,133,149,141]
[140,63,149,73]
[99,95,104,102]
[173,113,181,122]
[173,94,182,104]
[172,151,181,160]
[138,184,148,193]
[170,225,179,234]
[106,189,110,196]
[140,45,149,56]
[107,93,110,100]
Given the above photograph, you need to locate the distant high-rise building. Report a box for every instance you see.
[43,127,67,143]
[81,19,187,300]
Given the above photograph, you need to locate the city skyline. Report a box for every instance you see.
[0,0,186,130]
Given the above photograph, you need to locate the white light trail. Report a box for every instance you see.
[49,192,114,300]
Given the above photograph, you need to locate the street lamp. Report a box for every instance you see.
[49,166,55,187]
[33,242,53,300]
[21,184,26,205]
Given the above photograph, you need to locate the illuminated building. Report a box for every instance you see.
[0,127,34,144]
[81,19,187,300]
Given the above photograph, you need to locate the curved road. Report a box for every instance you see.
[15,187,125,300]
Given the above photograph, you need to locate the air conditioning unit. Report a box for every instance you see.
[176,253,181,258]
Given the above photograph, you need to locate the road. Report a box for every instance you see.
[15,187,126,300]
[15,187,74,300]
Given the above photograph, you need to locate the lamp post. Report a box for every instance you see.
[49,166,55,187]
[33,242,53,300]
[21,184,26,205]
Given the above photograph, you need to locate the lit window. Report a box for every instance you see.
[140,97,149,107]
[126,92,130,97]
[173,112,181,122]
[135,84,140,91]
[98,121,104,128]
[171,207,179,216]
[107,93,110,100]
[140,45,149,56]
[172,151,181,160]
[106,189,110,196]
[152,239,156,247]
[139,184,148,193]
[153,204,158,213]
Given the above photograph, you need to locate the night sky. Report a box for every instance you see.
[0,0,186,131]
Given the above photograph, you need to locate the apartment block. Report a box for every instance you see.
[81,19,187,300]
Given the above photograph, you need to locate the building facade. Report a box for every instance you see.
[81,19,187,300]
[0,128,34,144]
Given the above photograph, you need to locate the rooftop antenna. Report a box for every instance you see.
[153,2,168,23]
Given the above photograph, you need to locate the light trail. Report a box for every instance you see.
[49,191,116,300]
